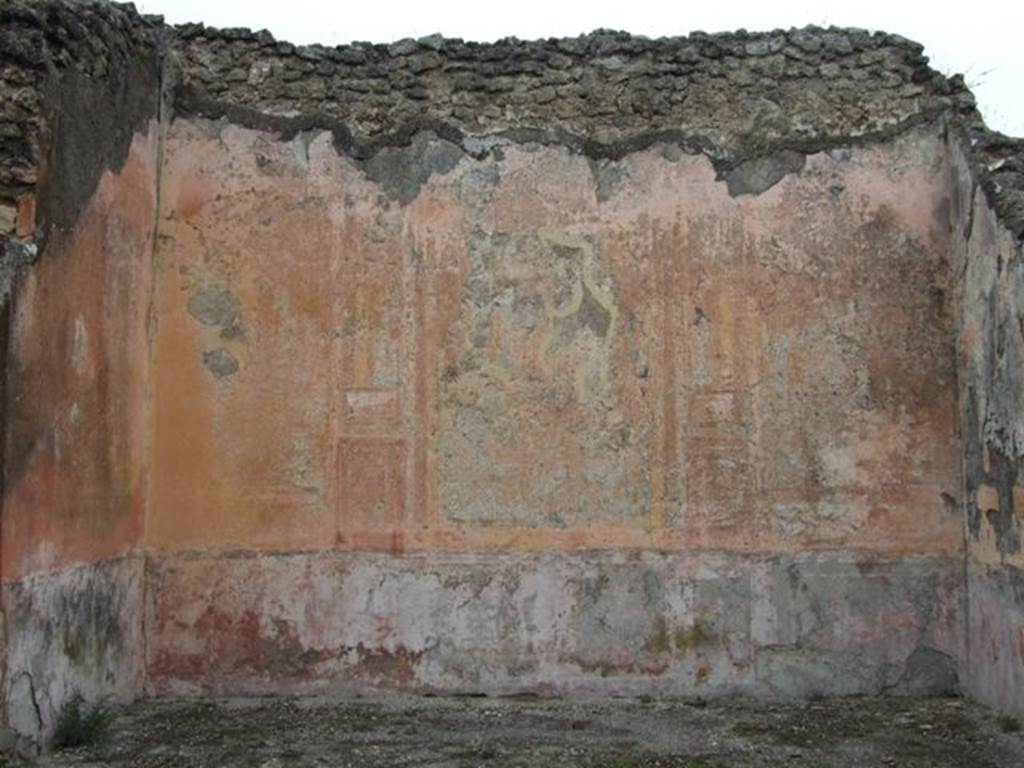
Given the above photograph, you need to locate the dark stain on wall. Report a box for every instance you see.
[40,62,160,238]
[724,150,806,196]
[187,286,240,328]
[203,348,239,379]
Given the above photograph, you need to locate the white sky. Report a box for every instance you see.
[137,0,1024,137]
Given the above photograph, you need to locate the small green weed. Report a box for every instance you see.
[51,696,112,750]
[732,721,764,737]
[997,714,1022,734]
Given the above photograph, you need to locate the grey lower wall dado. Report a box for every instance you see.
[967,562,1024,716]
[145,550,963,701]
[1,556,144,756]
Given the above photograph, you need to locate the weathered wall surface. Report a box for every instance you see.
[0,125,158,752]
[3,126,157,581]
[144,112,963,694]
[149,120,962,553]
[146,551,961,698]
[953,127,1024,717]
[2,557,144,754]
[0,1,161,754]
[1,126,157,753]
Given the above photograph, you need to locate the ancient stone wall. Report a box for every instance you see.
[1,0,1023,755]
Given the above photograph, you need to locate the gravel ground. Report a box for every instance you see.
[10,694,1024,768]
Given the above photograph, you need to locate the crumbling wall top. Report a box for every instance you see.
[968,128,1024,239]
[161,12,1024,237]
[0,0,160,212]
[0,0,1022,238]
[172,23,974,153]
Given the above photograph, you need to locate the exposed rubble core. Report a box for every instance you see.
[0,0,1023,758]
[169,24,972,159]
[0,0,160,247]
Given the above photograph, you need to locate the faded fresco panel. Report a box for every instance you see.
[148,122,342,551]
[147,123,960,557]
[436,228,656,528]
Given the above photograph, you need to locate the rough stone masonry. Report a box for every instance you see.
[1,0,1023,757]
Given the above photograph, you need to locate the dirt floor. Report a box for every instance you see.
[14,694,1024,768]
